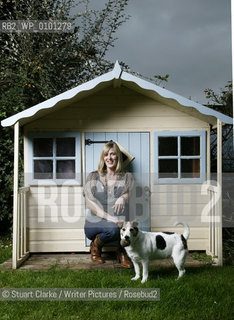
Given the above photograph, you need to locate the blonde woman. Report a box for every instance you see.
[83,141,134,267]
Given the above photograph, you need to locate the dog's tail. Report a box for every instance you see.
[174,221,190,240]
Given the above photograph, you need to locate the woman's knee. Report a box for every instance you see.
[102,225,120,242]
[84,223,96,241]
[84,221,120,243]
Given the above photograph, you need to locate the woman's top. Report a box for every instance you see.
[83,171,134,223]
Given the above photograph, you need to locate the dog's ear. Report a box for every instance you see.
[131,220,139,236]
[117,220,124,229]
[132,220,139,228]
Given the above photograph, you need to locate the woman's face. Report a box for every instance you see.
[104,148,118,172]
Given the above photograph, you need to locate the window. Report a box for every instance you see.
[154,131,206,183]
[28,132,81,185]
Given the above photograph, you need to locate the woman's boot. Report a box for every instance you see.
[90,234,105,263]
[117,246,133,268]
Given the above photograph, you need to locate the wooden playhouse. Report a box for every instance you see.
[1,61,232,268]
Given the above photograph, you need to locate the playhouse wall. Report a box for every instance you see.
[27,185,209,252]
[24,87,209,132]
[24,86,210,252]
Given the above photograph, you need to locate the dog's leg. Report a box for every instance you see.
[131,260,140,281]
[141,260,149,283]
[172,248,187,279]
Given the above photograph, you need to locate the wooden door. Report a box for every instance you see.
[85,132,150,244]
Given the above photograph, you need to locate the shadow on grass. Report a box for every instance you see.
[147,264,213,280]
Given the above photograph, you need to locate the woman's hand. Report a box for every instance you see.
[113,196,126,215]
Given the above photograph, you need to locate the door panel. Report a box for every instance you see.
[85,132,150,245]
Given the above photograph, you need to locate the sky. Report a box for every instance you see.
[91,0,232,104]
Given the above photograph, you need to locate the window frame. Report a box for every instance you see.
[28,132,82,185]
[154,131,206,184]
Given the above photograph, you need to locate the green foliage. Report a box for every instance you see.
[204,81,233,118]
[223,228,234,265]
[204,82,233,172]
[191,252,214,264]
[0,0,130,232]
[0,235,12,264]
[153,73,170,86]
[0,0,130,99]
[123,70,170,87]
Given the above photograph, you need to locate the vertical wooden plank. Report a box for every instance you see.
[117,132,131,171]
[217,120,222,189]
[212,192,215,255]
[207,127,211,182]
[24,191,27,255]
[81,132,86,187]
[20,192,24,257]
[141,132,150,231]
[85,132,94,176]
[153,132,159,183]
[76,132,82,185]
[84,132,105,246]
[129,132,141,220]
[129,132,150,231]
[117,132,129,151]
[17,193,20,261]
[209,191,212,253]
[106,132,117,143]
[201,131,207,182]
[12,121,19,269]
[215,216,218,257]
[23,135,29,186]
[129,132,141,174]
[178,136,181,179]
[93,132,105,170]
[217,119,223,265]
[141,132,150,185]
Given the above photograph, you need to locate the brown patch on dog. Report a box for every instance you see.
[117,221,124,229]
[120,222,130,247]
[120,221,139,246]
[130,221,139,237]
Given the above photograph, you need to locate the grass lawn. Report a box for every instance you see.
[0,244,233,320]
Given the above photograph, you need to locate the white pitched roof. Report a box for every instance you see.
[1,61,233,127]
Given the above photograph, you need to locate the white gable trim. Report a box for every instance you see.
[1,61,233,127]
[1,61,122,128]
[121,71,233,125]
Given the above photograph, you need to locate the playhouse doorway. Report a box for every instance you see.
[84,132,150,245]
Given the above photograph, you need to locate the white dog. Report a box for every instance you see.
[120,221,190,283]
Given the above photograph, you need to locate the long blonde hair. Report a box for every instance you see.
[98,141,123,174]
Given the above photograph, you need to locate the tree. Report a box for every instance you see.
[0,0,130,233]
[204,81,233,117]
[204,81,233,172]
[0,0,130,102]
